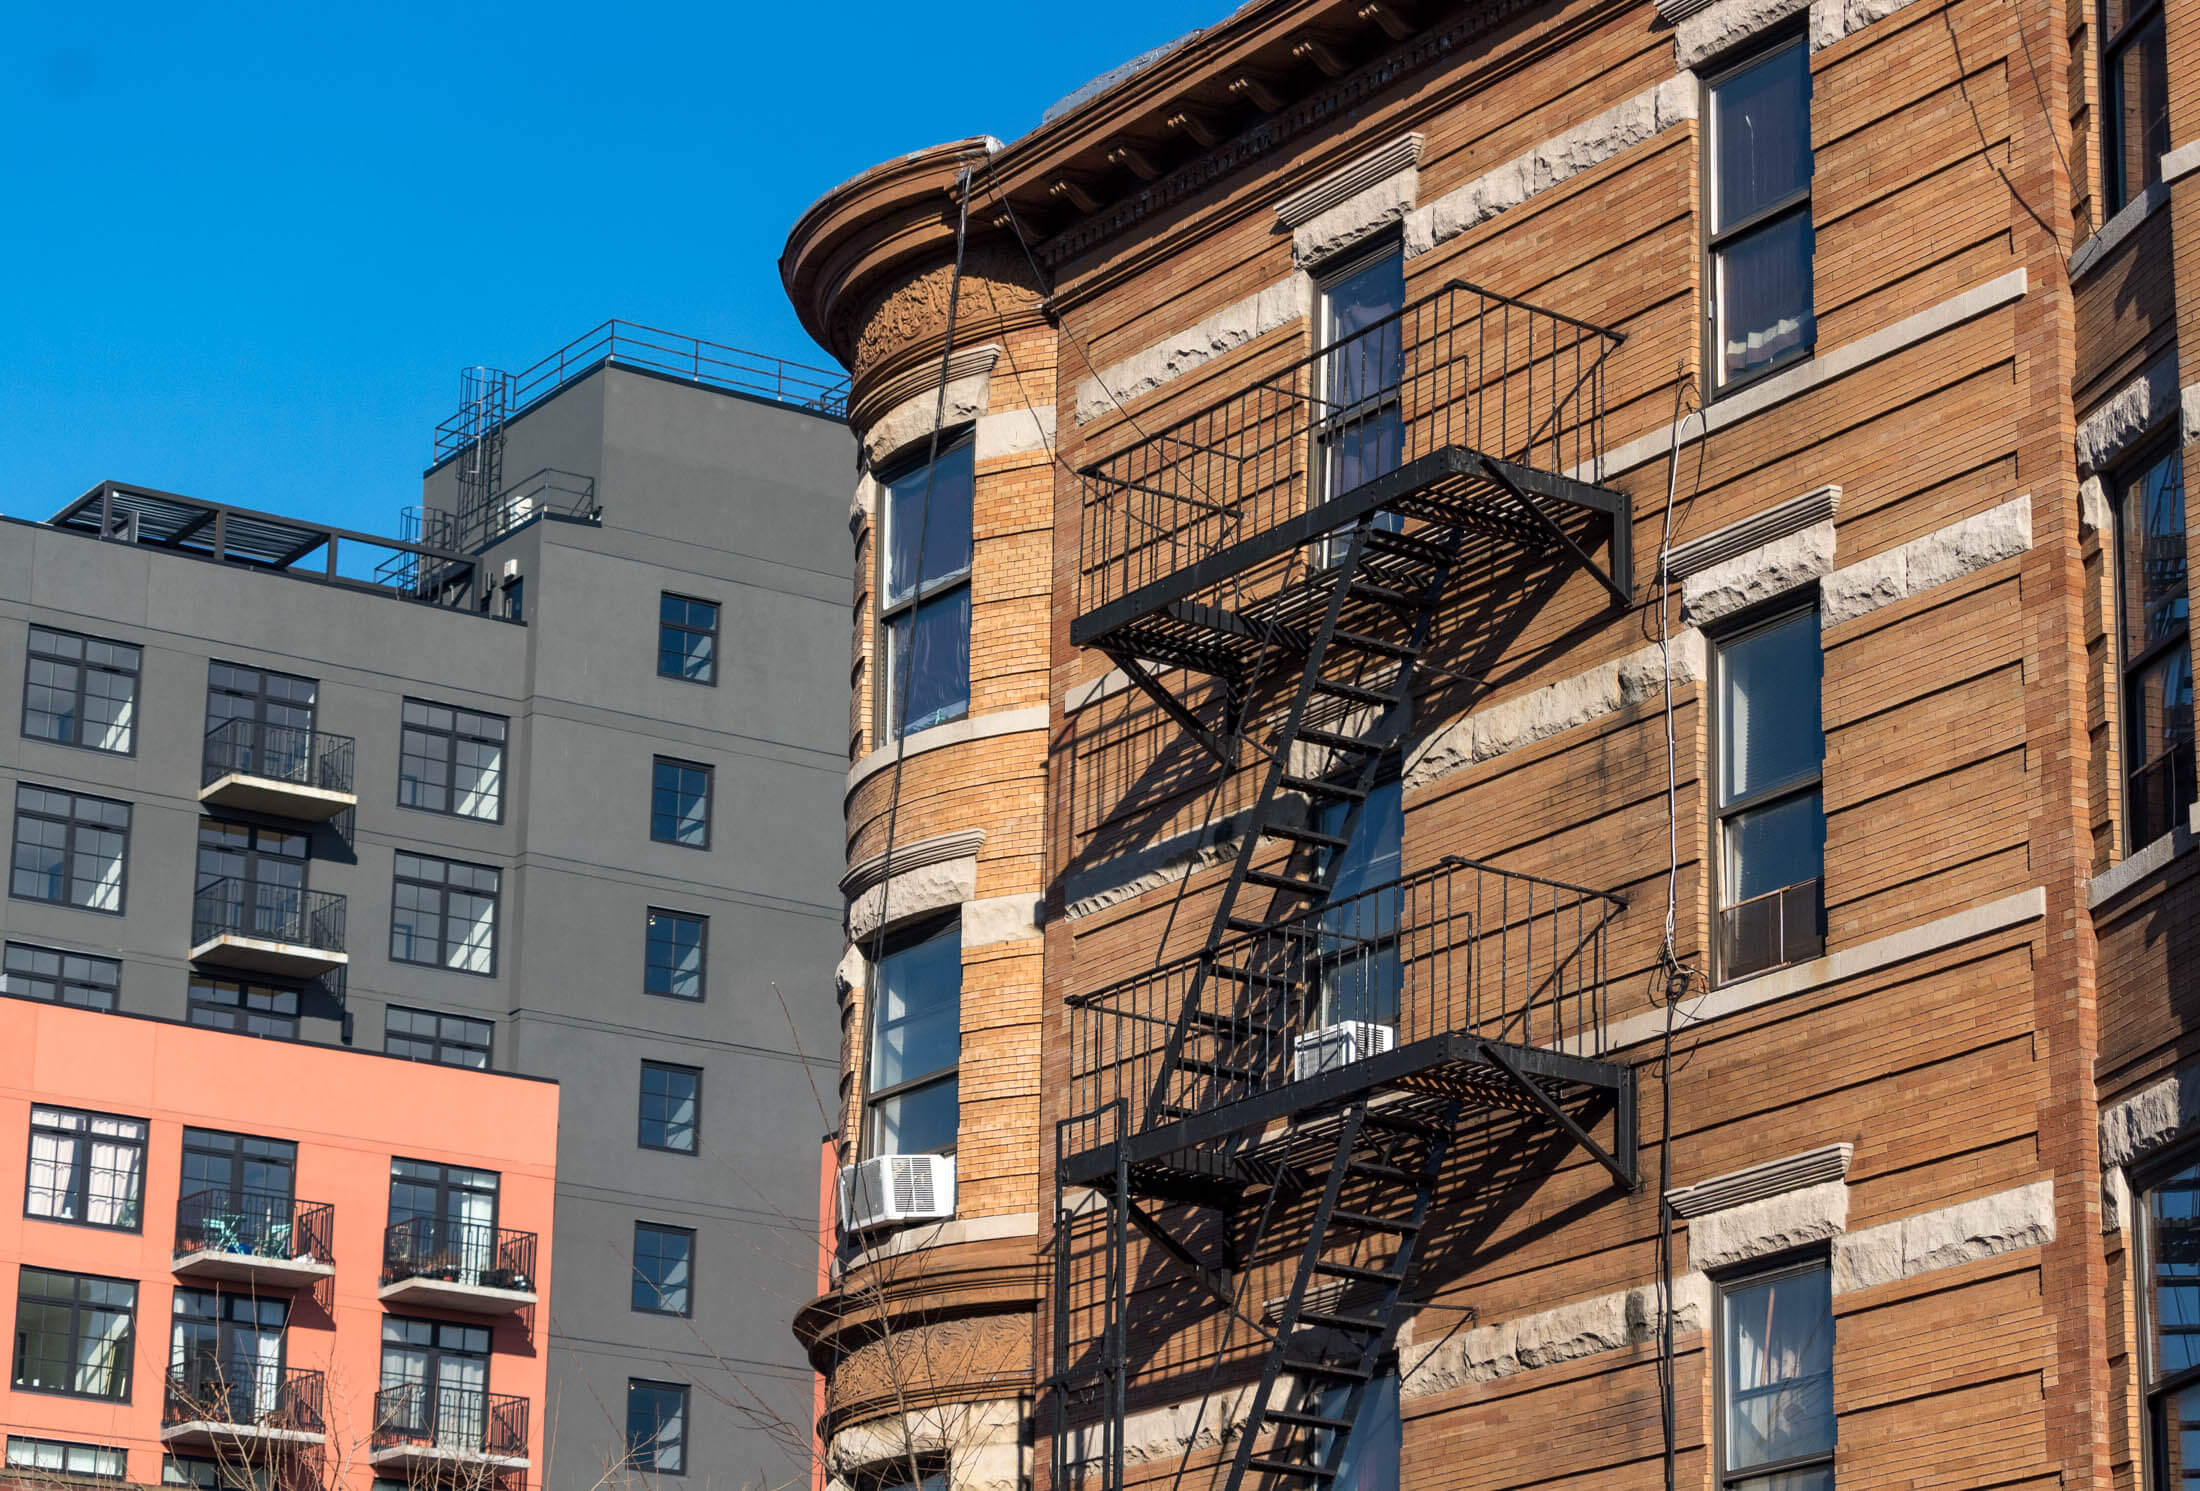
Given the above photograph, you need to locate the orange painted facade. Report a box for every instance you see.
[0,998,558,1488]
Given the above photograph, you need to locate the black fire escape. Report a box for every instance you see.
[1051,280,1640,1491]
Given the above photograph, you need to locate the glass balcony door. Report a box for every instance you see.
[171,1290,286,1423]
[389,1160,500,1285]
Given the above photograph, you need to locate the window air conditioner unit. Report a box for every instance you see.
[838,1154,955,1235]
[1293,1020,1397,1082]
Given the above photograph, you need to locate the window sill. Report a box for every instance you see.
[2088,803,2200,910]
[2071,179,2169,283]
[845,705,1050,796]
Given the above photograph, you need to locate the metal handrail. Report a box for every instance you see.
[382,1216,537,1293]
[163,1362,327,1435]
[175,1187,335,1265]
[370,1383,528,1457]
[202,718,355,797]
[191,879,347,954]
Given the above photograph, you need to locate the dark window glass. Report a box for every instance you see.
[160,1456,268,1490]
[1709,37,1815,388]
[866,916,961,1156]
[632,1223,694,1314]
[22,627,139,754]
[26,1106,146,1230]
[504,579,524,623]
[387,1162,503,1288]
[639,1062,700,1154]
[384,1005,493,1069]
[2,942,120,1010]
[398,699,507,821]
[194,819,310,947]
[1715,606,1826,980]
[2103,0,2168,214]
[626,1379,688,1475]
[7,1436,127,1481]
[179,1129,296,1238]
[187,977,300,1040]
[205,663,316,738]
[878,434,975,740]
[10,785,129,913]
[390,853,500,975]
[1315,778,1403,1031]
[645,909,707,1000]
[2145,1152,2200,1484]
[659,594,719,684]
[1315,242,1406,523]
[379,1315,492,1451]
[2118,445,2194,848]
[1320,1372,1400,1491]
[168,1289,287,1424]
[651,759,713,848]
[11,1268,136,1400]
[1719,1263,1834,1488]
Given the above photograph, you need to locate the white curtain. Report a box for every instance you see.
[456,1192,496,1284]
[26,1132,75,1219]
[87,1131,141,1227]
[437,1357,487,1448]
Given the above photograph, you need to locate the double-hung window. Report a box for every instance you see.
[1706,35,1815,390]
[22,627,139,754]
[1314,777,1404,1033]
[865,915,962,1156]
[1714,605,1826,980]
[1313,239,1406,524]
[1717,1260,1834,1488]
[2142,1151,2200,1484]
[12,1268,136,1401]
[639,1062,701,1153]
[2116,444,2194,848]
[2103,0,2168,215]
[26,1106,146,1230]
[659,594,719,684]
[877,433,974,740]
[390,853,500,974]
[11,785,129,913]
[399,700,507,821]
[632,1222,694,1315]
[627,1379,689,1475]
[3,942,120,1009]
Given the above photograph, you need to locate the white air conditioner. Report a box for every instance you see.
[1293,1020,1397,1082]
[839,1154,956,1235]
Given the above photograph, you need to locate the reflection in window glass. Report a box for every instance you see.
[645,910,707,999]
[1721,1265,1833,1488]
[1709,38,1815,387]
[878,435,975,740]
[651,759,713,848]
[22,628,139,754]
[866,917,962,1156]
[1715,607,1826,978]
[639,1063,700,1153]
[2119,446,2195,848]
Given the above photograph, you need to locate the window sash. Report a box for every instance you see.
[26,1107,147,1231]
[398,700,507,821]
[390,856,501,975]
[1717,1261,1834,1485]
[11,787,130,913]
[651,760,713,848]
[2102,0,2168,213]
[23,628,140,755]
[658,595,721,684]
[627,1381,688,1474]
[12,1269,137,1400]
[639,1063,701,1153]
[631,1224,694,1315]
[645,910,708,1000]
[2,942,121,1009]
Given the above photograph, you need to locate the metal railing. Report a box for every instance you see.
[393,469,599,567]
[431,321,848,461]
[202,719,355,797]
[163,1361,327,1435]
[192,880,347,955]
[1075,278,1625,620]
[382,1217,538,1294]
[1065,856,1625,1152]
[371,1383,529,1459]
[175,1188,335,1265]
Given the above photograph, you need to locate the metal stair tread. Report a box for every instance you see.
[1278,774,1367,800]
[1261,821,1349,851]
[1264,1408,1354,1433]
[1244,868,1328,898]
[1330,629,1415,659]
[1297,1307,1388,1333]
[1281,1356,1376,1381]
[1311,1260,1407,1285]
[1309,678,1396,707]
[1246,1458,1336,1479]
[1295,725,1384,755]
[1329,1208,1418,1234]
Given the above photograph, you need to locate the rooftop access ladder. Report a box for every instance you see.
[1053,280,1642,1491]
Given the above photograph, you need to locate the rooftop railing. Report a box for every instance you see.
[371,1383,528,1459]
[175,1188,335,1265]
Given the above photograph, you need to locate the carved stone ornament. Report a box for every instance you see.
[843,245,1044,380]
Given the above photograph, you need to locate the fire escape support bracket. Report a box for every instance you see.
[1478,1040,1638,1192]
[1123,1200,1243,1317]
[1108,652,1265,773]
[1477,456,1633,611]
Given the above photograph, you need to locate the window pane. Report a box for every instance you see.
[883,440,976,606]
[1321,251,1404,401]
[1318,782,1403,1027]
[646,911,707,999]
[1720,612,1824,803]
[640,1064,699,1153]
[1723,1267,1833,1472]
[888,588,972,736]
[1724,789,1826,906]
[1717,212,1816,382]
[2151,1159,2200,1380]
[1713,39,1812,229]
[869,1077,959,1157]
[627,1382,687,1474]
[2122,447,2188,656]
[871,922,962,1090]
[2107,12,2169,211]
[632,1225,692,1314]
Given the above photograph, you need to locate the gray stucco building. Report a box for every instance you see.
[0,329,852,1489]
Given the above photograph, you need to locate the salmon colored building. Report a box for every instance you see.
[0,998,557,1489]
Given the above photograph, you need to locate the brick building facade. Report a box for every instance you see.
[783,0,2199,1484]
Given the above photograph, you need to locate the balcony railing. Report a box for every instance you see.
[192,880,347,956]
[202,719,356,799]
[1065,855,1625,1153]
[175,1188,334,1266]
[163,1361,326,1436]
[382,1218,538,1295]
[1074,278,1625,624]
[371,1383,529,1460]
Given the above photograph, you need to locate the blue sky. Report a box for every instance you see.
[0,1,1219,535]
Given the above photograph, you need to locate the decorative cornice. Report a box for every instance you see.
[851,345,1002,437]
[840,828,988,900]
[1666,1144,1854,1218]
[1273,133,1424,227]
[1666,486,1841,580]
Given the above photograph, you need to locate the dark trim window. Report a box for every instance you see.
[379,1316,492,1447]
[11,785,129,913]
[2116,442,2194,849]
[626,1379,688,1475]
[639,1062,701,1154]
[651,759,713,849]
[631,1222,694,1315]
[385,1005,494,1069]
[1315,776,1403,1029]
[865,915,962,1157]
[181,1129,297,1228]
[645,909,708,1000]
[206,663,316,736]
[398,699,507,821]
[170,1289,287,1424]
[1705,34,1815,391]
[26,1105,146,1231]
[2103,0,2168,215]
[390,853,500,975]
[3,941,120,1010]
[7,1436,127,1481]
[659,594,720,685]
[1713,604,1826,980]
[11,1267,136,1401]
[22,627,140,755]
[876,431,975,741]
[1312,236,1406,530]
[2142,1148,2200,1485]
[1320,1370,1400,1491]
[1716,1259,1834,1489]
[188,977,300,1040]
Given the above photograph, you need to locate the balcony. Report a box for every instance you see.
[173,1188,335,1288]
[369,1384,530,1474]
[161,1362,326,1447]
[190,879,348,979]
[200,719,357,821]
[379,1218,538,1313]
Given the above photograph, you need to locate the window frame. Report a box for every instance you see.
[644,908,709,1002]
[625,1378,690,1476]
[873,428,977,746]
[639,1060,702,1155]
[2101,0,2168,215]
[658,593,721,686]
[6,1435,129,1482]
[650,758,715,850]
[389,852,502,977]
[631,1221,696,1317]
[10,784,131,915]
[2,941,121,1010]
[863,913,964,1159]
[384,1004,494,1069]
[187,976,301,1040]
[2134,1140,2200,1486]
[10,1266,138,1403]
[1711,1251,1836,1490]
[2112,437,2194,851]
[1700,28,1817,396]
[23,1104,148,1233]
[1309,231,1408,510]
[396,697,509,823]
[21,625,141,758]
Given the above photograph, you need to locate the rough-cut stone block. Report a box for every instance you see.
[1689,1180,1849,1273]
[2079,476,2111,538]
[1396,1274,1709,1396]
[1820,495,2032,624]
[847,854,978,941]
[1074,278,1310,424]
[865,372,991,466]
[2076,352,2178,475]
[1832,1181,2056,1293]
[1677,0,1809,68]
[1293,171,1417,265]
[1681,521,1835,625]
[2100,1065,2200,1168]
[974,404,1056,459]
[962,894,1044,946]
